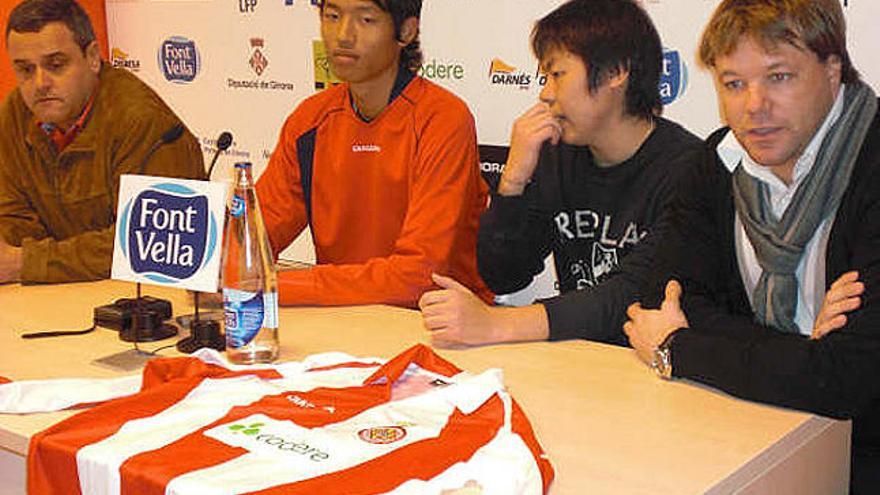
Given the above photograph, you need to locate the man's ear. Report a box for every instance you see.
[606,66,630,90]
[85,40,101,74]
[398,17,419,46]
[824,53,843,89]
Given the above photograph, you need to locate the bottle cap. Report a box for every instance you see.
[234,162,253,169]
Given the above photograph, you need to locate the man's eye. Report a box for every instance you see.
[769,72,792,83]
[723,80,744,91]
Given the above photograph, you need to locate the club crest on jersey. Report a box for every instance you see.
[358,426,406,444]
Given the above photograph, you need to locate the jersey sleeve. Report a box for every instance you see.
[274,102,485,308]
[256,114,309,261]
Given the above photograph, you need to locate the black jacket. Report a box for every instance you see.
[667,105,880,454]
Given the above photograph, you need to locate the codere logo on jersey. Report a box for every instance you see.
[206,415,330,462]
[659,48,688,105]
[117,182,217,284]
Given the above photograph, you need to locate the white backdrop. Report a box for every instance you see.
[105,0,880,297]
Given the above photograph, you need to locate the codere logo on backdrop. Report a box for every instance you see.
[159,36,200,83]
[659,48,688,105]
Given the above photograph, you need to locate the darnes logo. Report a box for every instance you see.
[111,47,140,72]
[117,183,218,284]
[488,58,531,89]
[659,48,688,105]
[488,58,547,90]
[159,36,200,83]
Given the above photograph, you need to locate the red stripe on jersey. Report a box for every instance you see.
[141,356,282,391]
[29,360,282,495]
[248,395,506,495]
[118,384,392,494]
[364,344,461,386]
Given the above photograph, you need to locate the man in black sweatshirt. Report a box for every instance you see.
[418,0,702,347]
[623,0,880,491]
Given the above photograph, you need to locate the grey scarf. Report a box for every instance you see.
[732,82,877,333]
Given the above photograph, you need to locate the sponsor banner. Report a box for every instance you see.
[478,144,509,191]
[112,175,227,292]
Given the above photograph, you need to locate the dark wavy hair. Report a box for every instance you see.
[318,0,423,73]
[6,0,96,53]
[532,0,663,119]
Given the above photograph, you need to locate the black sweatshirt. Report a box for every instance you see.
[477,117,703,345]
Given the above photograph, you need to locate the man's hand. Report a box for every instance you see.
[498,103,563,196]
[419,274,501,347]
[812,271,864,339]
[623,280,689,365]
[0,240,22,283]
[419,274,550,347]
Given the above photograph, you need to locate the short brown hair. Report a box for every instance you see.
[698,0,858,84]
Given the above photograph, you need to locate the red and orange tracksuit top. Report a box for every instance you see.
[256,72,492,307]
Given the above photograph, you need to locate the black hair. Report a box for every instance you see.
[318,0,423,73]
[532,0,663,119]
[6,0,96,52]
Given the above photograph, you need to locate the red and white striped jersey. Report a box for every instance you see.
[1,344,553,494]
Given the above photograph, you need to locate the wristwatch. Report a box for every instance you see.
[651,331,677,380]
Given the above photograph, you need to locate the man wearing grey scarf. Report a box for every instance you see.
[622,0,880,492]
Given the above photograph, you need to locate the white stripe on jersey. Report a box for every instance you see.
[77,375,280,495]
[164,370,504,494]
[385,421,544,495]
[0,375,141,413]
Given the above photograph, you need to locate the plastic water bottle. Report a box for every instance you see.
[221,162,279,364]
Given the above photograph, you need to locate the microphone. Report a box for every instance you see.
[206,131,234,179]
[137,123,186,174]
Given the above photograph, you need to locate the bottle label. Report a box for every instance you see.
[224,289,277,348]
[230,195,245,218]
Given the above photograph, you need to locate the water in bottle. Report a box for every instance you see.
[222,161,279,364]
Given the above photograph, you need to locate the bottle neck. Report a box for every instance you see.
[234,166,254,188]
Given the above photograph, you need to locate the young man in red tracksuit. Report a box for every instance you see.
[257,0,491,308]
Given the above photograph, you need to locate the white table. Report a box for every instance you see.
[0,281,850,494]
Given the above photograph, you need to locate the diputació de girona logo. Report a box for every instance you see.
[159,36,200,83]
[660,48,688,105]
[357,426,407,445]
[118,183,218,284]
